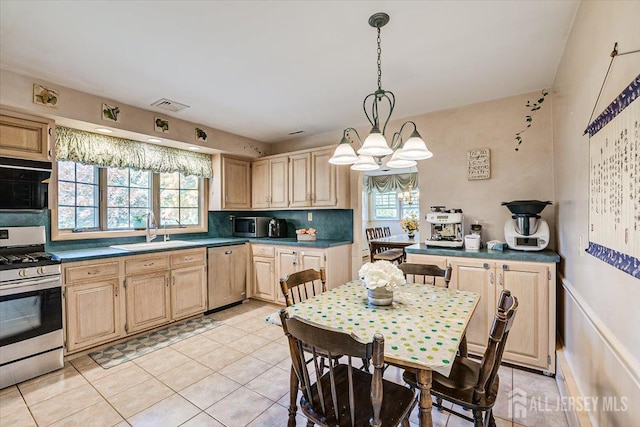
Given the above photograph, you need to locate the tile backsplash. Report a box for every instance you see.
[0,209,353,250]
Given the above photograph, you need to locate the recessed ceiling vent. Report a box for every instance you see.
[151,98,190,112]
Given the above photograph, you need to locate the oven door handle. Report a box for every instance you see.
[0,277,61,296]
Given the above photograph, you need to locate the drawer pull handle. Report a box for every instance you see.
[225,251,233,255]
[87,270,99,275]
[184,257,194,261]
[144,262,154,267]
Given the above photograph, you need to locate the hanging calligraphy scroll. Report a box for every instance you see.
[585,74,640,278]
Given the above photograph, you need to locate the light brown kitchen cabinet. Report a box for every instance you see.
[63,259,124,353]
[208,244,248,310]
[251,244,350,305]
[62,248,208,355]
[0,113,51,161]
[252,156,289,209]
[209,155,251,210]
[288,152,312,208]
[125,270,171,334]
[310,148,337,207]
[64,278,123,353]
[406,253,556,374]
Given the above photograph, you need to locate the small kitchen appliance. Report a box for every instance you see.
[0,226,63,388]
[502,200,552,251]
[425,209,464,248]
[268,218,288,238]
[232,216,270,237]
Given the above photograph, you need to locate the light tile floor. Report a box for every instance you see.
[0,300,570,427]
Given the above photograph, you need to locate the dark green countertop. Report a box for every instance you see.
[404,243,560,263]
[51,237,352,262]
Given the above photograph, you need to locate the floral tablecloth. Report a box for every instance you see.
[270,280,479,377]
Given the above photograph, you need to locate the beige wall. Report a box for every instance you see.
[0,69,270,158]
[552,1,640,425]
[274,90,555,246]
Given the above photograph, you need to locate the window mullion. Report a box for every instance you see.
[152,173,160,223]
[98,168,107,230]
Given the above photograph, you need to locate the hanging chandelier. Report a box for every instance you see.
[329,12,433,171]
[398,185,419,205]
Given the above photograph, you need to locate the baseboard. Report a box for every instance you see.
[556,344,593,427]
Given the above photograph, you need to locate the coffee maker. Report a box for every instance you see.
[425,207,464,248]
[502,200,551,251]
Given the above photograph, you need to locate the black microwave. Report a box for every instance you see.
[233,216,270,237]
[0,157,51,210]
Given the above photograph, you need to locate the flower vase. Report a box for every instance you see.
[407,232,415,239]
[367,287,394,306]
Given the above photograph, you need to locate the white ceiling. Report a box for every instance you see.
[0,1,578,144]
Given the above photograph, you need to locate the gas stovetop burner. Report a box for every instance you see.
[0,252,55,265]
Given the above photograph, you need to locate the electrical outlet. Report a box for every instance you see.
[308,212,313,221]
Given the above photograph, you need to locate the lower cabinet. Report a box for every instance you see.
[125,271,171,334]
[64,279,123,353]
[251,244,351,305]
[406,253,556,373]
[207,244,248,310]
[62,248,207,355]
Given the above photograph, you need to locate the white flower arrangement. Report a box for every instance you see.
[358,260,406,292]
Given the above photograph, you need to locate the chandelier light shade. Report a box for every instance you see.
[328,12,433,171]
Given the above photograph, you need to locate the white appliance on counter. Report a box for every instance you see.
[425,210,464,248]
[502,200,551,251]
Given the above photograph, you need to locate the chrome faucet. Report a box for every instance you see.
[146,211,157,243]
[162,217,183,242]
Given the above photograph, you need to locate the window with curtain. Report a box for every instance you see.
[54,127,210,236]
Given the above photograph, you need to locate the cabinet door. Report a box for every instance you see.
[171,265,207,320]
[269,157,289,208]
[252,159,270,209]
[498,261,549,370]
[311,149,337,207]
[276,249,299,304]
[0,115,50,161]
[252,256,275,301]
[223,157,251,209]
[449,259,496,356]
[125,271,170,333]
[65,279,122,353]
[289,153,311,207]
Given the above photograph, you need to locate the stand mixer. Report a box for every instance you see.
[502,200,552,251]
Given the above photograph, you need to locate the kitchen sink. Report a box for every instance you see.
[110,240,195,251]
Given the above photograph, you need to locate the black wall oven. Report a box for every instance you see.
[0,156,51,210]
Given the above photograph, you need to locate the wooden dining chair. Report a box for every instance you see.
[398,262,452,288]
[402,290,518,427]
[280,268,327,307]
[280,309,417,427]
[365,227,404,264]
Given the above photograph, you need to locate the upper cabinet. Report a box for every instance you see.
[252,156,289,209]
[252,146,350,210]
[0,112,52,161]
[209,155,251,210]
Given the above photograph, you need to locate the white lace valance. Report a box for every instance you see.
[364,173,418,193]
[55,126,213,178]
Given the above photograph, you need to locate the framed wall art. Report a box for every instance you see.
[154,117,169,133]
[102,103,120,122]
[33,84,59,108]
[195,127,207,142]
[467,148,491,180]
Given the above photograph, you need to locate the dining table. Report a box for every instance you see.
[369,233,420,262]
[281,279,479,427]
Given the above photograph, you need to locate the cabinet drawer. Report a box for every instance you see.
[252,245,275,257]
[171,248,206,268]
[65,262,120,284]
[125,254,169,275]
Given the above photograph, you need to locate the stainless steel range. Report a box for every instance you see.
[0,226,63,388]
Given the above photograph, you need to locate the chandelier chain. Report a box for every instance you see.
[377,26,382,91]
